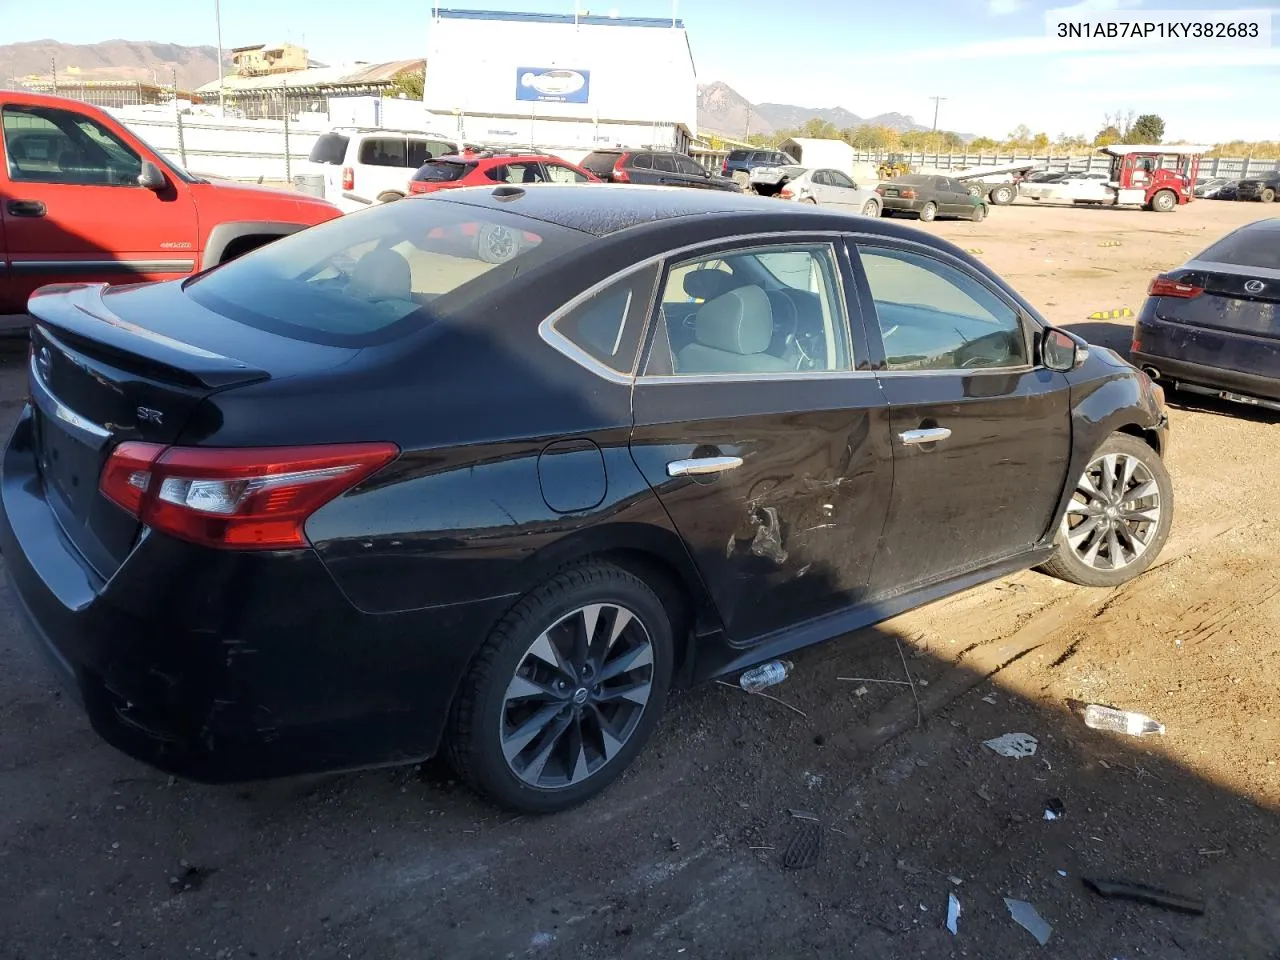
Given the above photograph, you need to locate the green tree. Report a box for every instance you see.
[968,136,1000,151]
[1053,133,1090,152]
[1094,124,1122,147]
[1029,132,1051,153]
[388,68,425,100]
[1128,113,1165,143]
[798,117,840,140]
[843,124,901,151]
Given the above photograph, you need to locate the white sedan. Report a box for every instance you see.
[1019,171,1111,203]
[778,168,882,216]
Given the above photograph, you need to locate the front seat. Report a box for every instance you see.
[676,285,791,374]
[348,248,412,302]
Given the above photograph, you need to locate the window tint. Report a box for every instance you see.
[485,162,547,184]
[651,154,677,173]
[811,170,830,186]
[649,244,852,376]
[3,105,142,186]
[411,160,472,182]
[858,246,1027,371]
[579,151,622,175]
[309,133,350,165]
[676,156,705,176]
[827,170,855,189]
[551,265,658,374]
[630,153,653,170]
[727,150,750,161]
[545,162,589,183]
[406,139,444,168]
[358,137,408,167]
[1196,226,1280,270]
[185,201,588,348]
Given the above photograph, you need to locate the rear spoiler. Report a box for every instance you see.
[28,283,270,391]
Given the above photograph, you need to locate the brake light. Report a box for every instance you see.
[1149,275,1203,299]
[721,163,729,176]
[780,186,793,199]
[612,154,631,183]
[342,166,354,191]
[409,180,429,194]
[900,188,917,200]
[100,442,399,550]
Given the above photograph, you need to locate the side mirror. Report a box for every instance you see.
[1041,327,1089,372]
[138,160,168,191]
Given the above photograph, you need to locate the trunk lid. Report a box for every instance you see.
[26,281,357,577]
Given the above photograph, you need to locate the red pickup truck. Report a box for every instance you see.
[0,91,339,329]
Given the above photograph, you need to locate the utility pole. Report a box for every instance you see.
[50,57,57,95]
[929,96,947,133]
[745,103,752,141]
[214,0,226,111]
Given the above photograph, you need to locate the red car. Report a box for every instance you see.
[408,153,600,194]
[0,90,340,330]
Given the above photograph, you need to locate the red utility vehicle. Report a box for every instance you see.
[1098,144,1210,212]
[408,152,600,195]
[0,91,340,329]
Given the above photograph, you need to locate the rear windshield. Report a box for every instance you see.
[309,133,349,165]
[412,160,474,182]
[1197,227,1280,270]
[580,151,623,175]
[185,200,588,347]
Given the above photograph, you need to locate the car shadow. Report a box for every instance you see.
[1060,320,1134,356]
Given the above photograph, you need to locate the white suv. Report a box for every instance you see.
[307,127,485,213]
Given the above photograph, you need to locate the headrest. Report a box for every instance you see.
[694,286,773,355]
[349,248,412,302]
[682,268,735,302]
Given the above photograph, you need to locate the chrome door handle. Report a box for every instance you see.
[667,455,743,477]
[899,427,952,445]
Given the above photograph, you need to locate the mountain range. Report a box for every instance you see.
[697,81,937,139]
[0,40,229,90]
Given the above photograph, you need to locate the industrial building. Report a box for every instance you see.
[423,8,697,153]
[193,55,425,120]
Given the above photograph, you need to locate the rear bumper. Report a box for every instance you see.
[0,407,508,782]
[880,197,925,213]
[1133,350,1280,406]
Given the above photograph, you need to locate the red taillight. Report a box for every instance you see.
[100,442,399,550]
[901,188,917,199]
[1131,336,1142,354]
[780,186,793,199]
[342,166,354,191]
[721,164,729,176]
[409,181,429,194]
[612,154,631,183]
[1149,275,1203,299]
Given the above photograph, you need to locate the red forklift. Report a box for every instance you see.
[1099,144,1211,212]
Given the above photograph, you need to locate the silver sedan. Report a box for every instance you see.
[779,168,882,217]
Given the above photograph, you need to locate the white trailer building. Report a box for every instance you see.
[423,8,698,157]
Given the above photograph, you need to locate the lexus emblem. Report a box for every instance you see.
[1244,279,1266,294]
[36,347,52,384]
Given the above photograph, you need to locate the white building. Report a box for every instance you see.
[424,8,697,156]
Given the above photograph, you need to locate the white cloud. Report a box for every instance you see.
[989,0,1021,14]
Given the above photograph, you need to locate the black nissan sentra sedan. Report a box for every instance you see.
[1132,217,1280,413]
[1,184,1172,813]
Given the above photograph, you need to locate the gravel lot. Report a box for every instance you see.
[2,197,1278,960]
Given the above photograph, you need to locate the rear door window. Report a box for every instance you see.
[548,264,659,376]
[580,151,622,176]
[630,153,653,170]
[358,137,409,167]
[652,154,677,173]
[185,201,588,347]
[545,162,589,183]
[309,133,349,165]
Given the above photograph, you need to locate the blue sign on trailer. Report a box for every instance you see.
[515,67,591,104]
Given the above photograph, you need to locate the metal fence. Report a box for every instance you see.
[852,151,1280,179]
[15,79,205,109]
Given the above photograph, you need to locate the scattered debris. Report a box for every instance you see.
[781,821,822,870]
[946,893,962,935]
[1058,870,1068,878]
[965,247,983,255]
[715,679,809,719]
[739,660,793,693]
[1198,848,1227,857]
[982,694,998,705]
[976,785,995,803]
[669,837,681,852]
[838,677,911,686]
[1098,240,1122,247]
[1083,704,1165,737]
[1004,898,1053,946]
[1043,798,1065,821]
[168,864,215,895]
[788,809,819,821]
[853,685,869,698]
[984,732,1039,759]
[803,772,825,790]
[948,875,964,886]
[1082,878,1206,915]
[1087,307,1133,320]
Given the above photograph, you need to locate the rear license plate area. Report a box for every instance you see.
[34,409,104,517]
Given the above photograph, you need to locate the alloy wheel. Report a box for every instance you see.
[1062,452,1162,571]
[501,603,654,790]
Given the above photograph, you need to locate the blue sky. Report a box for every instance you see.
[2,0,1277,141]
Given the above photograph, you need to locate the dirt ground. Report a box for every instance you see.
[2,197,1279,960]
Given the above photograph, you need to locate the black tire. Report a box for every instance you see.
[446,562,674,814]
[971,203,987,222]
[1262,187,1276,203]
[1151,189,1177,213]
[990,183,1016,205]
[1039,433,1173,588]
[918,201,938,223]
[861,199,880,217]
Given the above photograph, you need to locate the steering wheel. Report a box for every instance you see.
[960,354,992,369]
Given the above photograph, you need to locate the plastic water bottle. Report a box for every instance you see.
[1083,704,1165,737]
[739,660,792,693]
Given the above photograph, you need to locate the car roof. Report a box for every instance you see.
[421,183,967,244]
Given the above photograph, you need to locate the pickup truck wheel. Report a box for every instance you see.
[1151,189,1177,212]
[377,191,405,203]
[1261,187,1276,203]
[1039,433,1173,588]
[990,184,1015,205]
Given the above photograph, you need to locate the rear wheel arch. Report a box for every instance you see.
[1117,421,1165,458]
[202,221,308,268]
